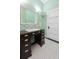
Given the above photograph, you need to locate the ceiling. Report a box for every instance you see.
[40,0,48,4]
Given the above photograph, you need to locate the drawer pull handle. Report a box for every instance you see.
[25,44,28,47]
[25,35,28,37]
[25,50,28,53]
[25,39,28,41]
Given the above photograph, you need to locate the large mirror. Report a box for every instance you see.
[20,4,37,25]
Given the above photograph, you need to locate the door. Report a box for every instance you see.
[47,8,59,41]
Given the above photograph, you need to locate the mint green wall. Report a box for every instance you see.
[40,14,47,34]
[44,0,59,12]
[20,0,47,31]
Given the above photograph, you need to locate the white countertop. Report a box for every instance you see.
[25,29,40,32]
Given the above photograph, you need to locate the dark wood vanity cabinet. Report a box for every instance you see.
[35,30,45,47]
[20,33,32,59]
[20,29,45,59]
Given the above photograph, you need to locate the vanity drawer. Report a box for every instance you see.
[21,35,29,39]
[22,36,31,42]
[22,43,31,52]
[24,44,31,49]
[21,33,31,38]
[24,47,31,51]
[21,38,30,45]
[24,38,29,42]
[23,39,31,45]
[24,47,31,52]
[22,51,31,59]
[24,51,32,58]
[24,44,29,47]
[24,49,32,57]
[20,48,31,59]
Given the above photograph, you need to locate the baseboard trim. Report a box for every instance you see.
[46,37,59,44]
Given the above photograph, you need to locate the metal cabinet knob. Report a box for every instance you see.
[25,50,29,53]
[24,35,28,37]
[25,44,28,47]
[25,39,28,41]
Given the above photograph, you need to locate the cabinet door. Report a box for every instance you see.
[35,31,45,47]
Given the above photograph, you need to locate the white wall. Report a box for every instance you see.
[47,8,59,41]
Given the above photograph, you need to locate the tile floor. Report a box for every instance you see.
[29,39,59,59]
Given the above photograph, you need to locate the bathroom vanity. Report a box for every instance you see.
[20,29,45,59]
[20,2,46,59]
